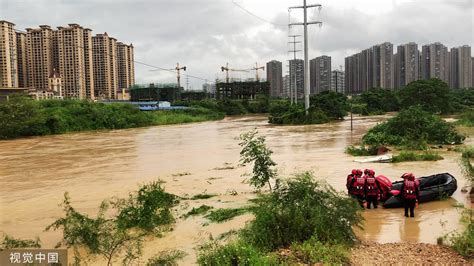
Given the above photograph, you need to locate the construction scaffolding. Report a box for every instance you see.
[215,81,270,100]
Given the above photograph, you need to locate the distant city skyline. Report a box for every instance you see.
[1,0,472,88]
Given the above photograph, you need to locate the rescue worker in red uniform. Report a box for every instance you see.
[364,169,380,209]
[400,173,419,217]
[349,169,365,207]
[347,169,362,196]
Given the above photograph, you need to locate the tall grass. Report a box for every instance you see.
[345,145,378,156]
[391,151,443,163]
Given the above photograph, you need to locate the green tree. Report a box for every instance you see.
[398,79,451,114]
[361,88,399,114]
[239,130,277,191]
[310,91,349,119]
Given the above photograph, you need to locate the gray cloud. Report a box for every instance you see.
[1,0,473,88]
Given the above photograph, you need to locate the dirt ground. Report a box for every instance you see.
[350,241,471,265]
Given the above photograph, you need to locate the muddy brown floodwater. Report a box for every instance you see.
[0,115,471,265]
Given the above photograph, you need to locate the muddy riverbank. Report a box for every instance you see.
[0,114,472,264]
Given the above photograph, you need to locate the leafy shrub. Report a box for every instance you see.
[0,234,41,250]
[345,145,379,156]
[204,208,248,223]
[114,181,178,231]
[197,241,279,266]
[146,250,187,266]
[363,106,465,149]
[391,151,443,163]
[240,172,362,251]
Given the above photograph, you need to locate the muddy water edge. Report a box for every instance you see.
[0,114,472,264]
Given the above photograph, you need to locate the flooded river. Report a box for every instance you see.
[0,115,471,264]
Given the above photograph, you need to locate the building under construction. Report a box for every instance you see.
[215,81,269,100]
[130,83,182,102]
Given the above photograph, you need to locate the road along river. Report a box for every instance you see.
[0,114,471,264]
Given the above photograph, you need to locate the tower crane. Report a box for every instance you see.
[175,63,186,88]
[251,62,265,81]
[221,63,249,83]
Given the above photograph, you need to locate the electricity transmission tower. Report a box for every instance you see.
[288,34,301,104]
[289,1,322,113]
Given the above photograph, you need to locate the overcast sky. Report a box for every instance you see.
[1,0,473,89]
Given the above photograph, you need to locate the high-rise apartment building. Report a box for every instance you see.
[395,42,419,88]
[26,25,54,91]
[266,60,283,97]
[379,42,394,89]
[54,24,91,99]
[117,42,135,91]
[0,20,18,88]
[92,33,118,99]
[421,42,449,83]
[289,59,304,99]
[331,70,345,93]
[83,28,95,99]
[345,42,394,94]
[450,46,472,89]
[283,74,290,98]
[310,55,331,94]
[16,32,28,88]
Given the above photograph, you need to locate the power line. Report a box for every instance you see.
[15,28,211,83]
[231,0,286,27]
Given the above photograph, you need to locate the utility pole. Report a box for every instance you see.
[289,1,322,114]
[175,63,187,88]
[288,35,301,104]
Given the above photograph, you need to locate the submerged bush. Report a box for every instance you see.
[363,106,465,149]
[204,208,248,223]
[146,250,187,266]
[241,172,362,251]
[345,145,379,156]
[114,181,178,231]
[269,102,330,125]
[0,234,41,250]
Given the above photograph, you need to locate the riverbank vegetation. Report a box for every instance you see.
[197,130,362,265]
[345,145,379,156]
[0,97,223,140]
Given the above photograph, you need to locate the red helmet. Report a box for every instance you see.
[356,169,363,175]
[369,169,375,176]
[364,169,369,175]
[402,173,415,181]
[351,169,358,175]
